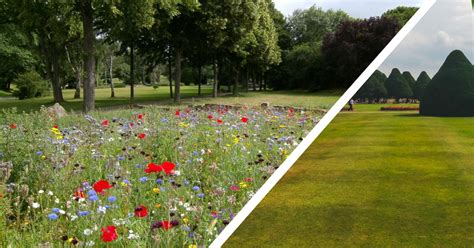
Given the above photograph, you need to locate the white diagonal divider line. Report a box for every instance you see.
[210,1,436,247]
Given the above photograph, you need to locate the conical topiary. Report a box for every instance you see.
[356,71,387,102]
[420,50,474,116]
[414,71,431,100]
[385,68,413,99]
[402,71,416,91]
[373,70,388,84]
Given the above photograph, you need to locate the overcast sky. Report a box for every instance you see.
[273,0,423,18]
[379,0,474,77]
[273,0,474,78]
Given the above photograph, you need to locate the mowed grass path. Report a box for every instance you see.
[225,107,474,247]
[0,86,341,113]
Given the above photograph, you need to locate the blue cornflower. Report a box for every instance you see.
[156,179,163,185]
[48,213,58,220]
[123,179,130,185]
[36,151,43,156]
[184,180,190,186]
[139,177,148,183]
[192,186,200,191]
[197,193,205,198]
[78,211,90,217]
[192,151,199,156]
[108,196,117,203]
[52,208,60,214]
[89,195,99,202]
[87,189,96,196]
[118,156,125,161]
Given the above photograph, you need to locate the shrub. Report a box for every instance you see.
[13,71,50,100]
[414,71,431,100]
[420,50,474,116]
[402,71,416,92]
[356,70,387,102]
[385,68,413,99]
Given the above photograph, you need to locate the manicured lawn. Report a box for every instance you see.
[225,105,474,247]
[0,87,342,113]
[0,86,213,113]
[0,90,12,97]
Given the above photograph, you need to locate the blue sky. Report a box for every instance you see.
[274,0,474,77]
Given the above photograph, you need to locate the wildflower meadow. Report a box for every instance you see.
[0,105,321,247]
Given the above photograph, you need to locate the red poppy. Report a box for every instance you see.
[101,120,109,127]
[137,114,144,120]
[129,122,135,127]
[93,180,113,194]
[161,220,172,230]
[74,188,85,199]
[134,205,148,218]
[241,117,249,123]
[100,225,118,242]
[175,110,180,116]
[244,177,253,182]
[53,124,59,129]
[9,124,17,129]
[207,115,213,120]
[144,162,175,175]
[229,185,240,191]
[161,161,175,175]
[144,163,162,174]
[217,119,223,124]
[185,108,190,113]
[137,133,146,139]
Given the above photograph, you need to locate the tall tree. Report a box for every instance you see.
[382,6,418,27]
[322,17,400,89]
[15,1,82,103]
[97,0,157,102]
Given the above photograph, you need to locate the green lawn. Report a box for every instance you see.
[0,86,342,113]
[0,90,12,97]
[225,105,474,247]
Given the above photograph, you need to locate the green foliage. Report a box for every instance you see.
[288,7,350,46]
[414,71,431,100]
[373,70,388,84]
[385,68,413,99]
[356,70,388,101]
[402,71,416,91]
[420,50,474,116]
[12,71,50,100]
[0,24,36,90]
[322,17,401,89]
[382,6,418,26]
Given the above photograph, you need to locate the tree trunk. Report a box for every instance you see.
[51,50,64,103]
[168,50,173,98]
[174,47,182,103]
[130,43,135,102]
[232,66,239,96]
[198,65,202,95]
[263,72,267,91]
[252,70,256,91]
[212,61,218,98]
[81,0,96,113]
[245,67,249,93]
[109,55,115,98]
[74,67,82,99]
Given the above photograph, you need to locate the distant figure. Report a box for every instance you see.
[348,99,354,111]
